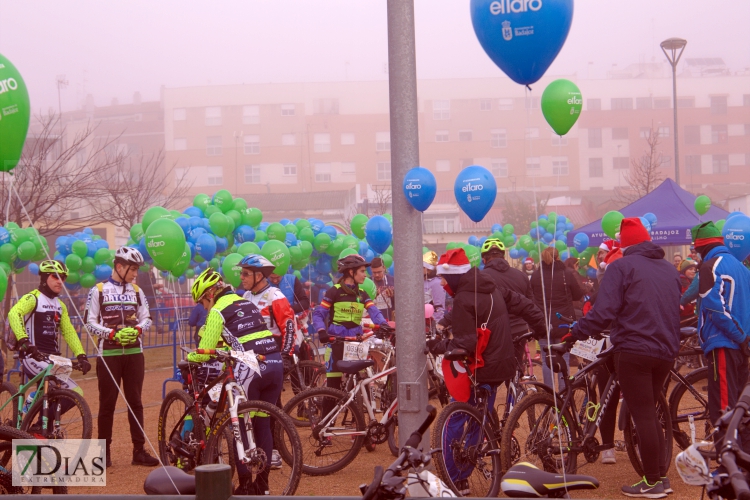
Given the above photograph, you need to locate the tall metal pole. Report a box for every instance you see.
[661,38,686,186]
[386,0,428,446]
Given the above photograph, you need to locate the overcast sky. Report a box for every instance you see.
[1,0,748,113]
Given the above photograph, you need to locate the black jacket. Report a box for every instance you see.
[482,258,535,337]
[530,260,584,341]
[570,241,681,362]
[431,268,547,384]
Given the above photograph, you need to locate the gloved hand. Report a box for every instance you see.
[282,354,294,375]
[77,354,92,375]
[378,323,395,334]
[18,340,44,361]
[317,329,330,344]
[426,337,442,354]
[110,327,139,345]
[741,337,750,358]
[561,332,576,346]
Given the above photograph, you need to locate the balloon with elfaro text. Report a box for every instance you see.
[402,166,437,212]
[0,53,30,172]
[541,79,582,136]
[470,0,574,85]
[454,166,497,223]
[722,214,750,262]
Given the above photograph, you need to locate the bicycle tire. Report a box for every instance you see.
[0,382,20,430]
[297,360,326,392]
[0,426,68,494]
[500,392,579,474]
[669,367,710,451]
[281,386,365,476]
[205,399,302,495]
[431,401,502,497]
[21,388,92,441]
[623,392,673,477]
[157,389,205,471]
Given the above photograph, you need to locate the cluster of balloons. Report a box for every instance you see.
[47,229,113,290]
[0,223,54,300]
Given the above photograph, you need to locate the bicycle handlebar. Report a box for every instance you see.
[191,349,266,362]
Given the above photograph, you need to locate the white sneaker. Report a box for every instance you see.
[601,448,616,464]
[271,449,282,470]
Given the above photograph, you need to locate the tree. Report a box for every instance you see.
[502,194,549,235]
[618,127,665,204]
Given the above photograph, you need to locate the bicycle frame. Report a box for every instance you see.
[0,364,65,433]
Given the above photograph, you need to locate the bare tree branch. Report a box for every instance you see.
[502,194,549,235]
[617,126,665,204]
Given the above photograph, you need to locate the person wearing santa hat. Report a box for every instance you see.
[522,257,535,280]
[568,218,680,497]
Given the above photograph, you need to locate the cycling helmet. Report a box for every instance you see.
[39,260,68,276]
[481,238,505,255]
[423,251,438,270]
[115,246,145,266]
[192,268,223,303]
[239,254,276,277]
[337,254,370,273]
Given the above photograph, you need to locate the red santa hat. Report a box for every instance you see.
[599,239,620,252]
[436,249,472,275]
[524,257,534,264]
[619,217,651,248]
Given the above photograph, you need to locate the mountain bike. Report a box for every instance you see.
[0,424,68,494]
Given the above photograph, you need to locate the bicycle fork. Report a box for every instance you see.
[224,382,256,466]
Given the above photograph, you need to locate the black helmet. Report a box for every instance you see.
[337,254,370,273]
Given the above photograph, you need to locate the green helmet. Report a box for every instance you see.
[39,260,68,275]
[191,268,223,303]
[481,238,506,255]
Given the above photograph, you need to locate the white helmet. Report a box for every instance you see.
[115,246,145,266]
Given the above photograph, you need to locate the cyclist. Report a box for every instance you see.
[268,271,310,315]
[187,268,283,495]
[8,260,91,400]
[423,251,445,322]
[84,246,157,468]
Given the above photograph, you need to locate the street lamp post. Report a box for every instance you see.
[660,37,687,186]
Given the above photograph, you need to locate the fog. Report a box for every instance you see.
[1,0,748,112]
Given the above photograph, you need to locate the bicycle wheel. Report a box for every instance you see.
[281,386,365,476]
[157,389,205,471]
[500,392,579,474]
[298,360,326,391]
[0,425,68,494]
[623,392,673,477]
[0,382,20,429]
[205,400,302,495]
[431,402,502,497]
[387,413,399,457]
[21,388,92,440]
[669,367,710,450]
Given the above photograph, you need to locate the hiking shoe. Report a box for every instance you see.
[271,449,282,470]
[621,477,666,498]
[661,477,672,494]
[455,479,470,496]
[601,448,616,464]
[132,448,159,466]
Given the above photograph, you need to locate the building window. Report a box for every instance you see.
[341,133,355,145]
[433,100,450,120]
[313,98,339,115]
[205,106,221,126]
[206,136,222,156]
[280,104,295,116]
[491,129,507,148]
[460,158,473,169]
[712,154,728,174]
[525,127,539,139]
[613,157,629,170]
[341,162,356,175]
[435,130,449,142]
[611,98,633,110]
[314,163,331,183]
[551,135,568,146]
[281,134,296,146]
[612,127,628,140]
[636,97,653,109]
[497,98,513,110]
[480,99,492,111]
[710,96,728,115]
[243,105,259,124]
[490,159,508,178]
[685,125,701,145]
[526,157,540,176]
[244,165,261,184]
[377,162,391,181]
[588,128,602,148]
[686,155,702,175]
[589,158,603,177]
[587,98,601,111]
[552,157,568,176]
[173,138,187,151]
[376,132,391,151]
[283,164,297,176]
[658,126,670,138]
[314,133,331,153]
[173,108,186,121]
[711,124,728,144]
[243,135,260,155]
[207,166,223,185]
[436,160,450,172]
[640,127,651,139]
[423,214,456,234]
[458,130,473,142]
[677,97,695,108]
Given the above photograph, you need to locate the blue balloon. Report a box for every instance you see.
[54,235,67,251]
[316,258,332,275]
[468,235,479,246]
[322,226,338,239]
[470,0,574,85]
[29,263,39,275]
[479,236,488,247]
[557,234,568,245]
[538,215,548,221]
[188,228,207,244]
[402,166,437,212]
[86,243,97,258]
[542,232,554,243]
[279,219,291,226]
[358,241,369,255]
[364,249,375,262]
[509,248,519,259]
[309,219,324,235]
[256,240,265,249]
[83,227,94,235]
[188,216,203,229]
[138,237,149,259]
[183,206,203,218]
[565,222,575,231]
[175,217,190,235]
[638,217,652,233]
[187,241,196,258]
[454,165,497,223]
[491,224,502,234]
[95,264,112,280]
[65,282,81,291]
[643,212,657,229]
[365,215,393,254]
[178,276,186,284]
[573,233,589,253]
[560,251,570,261]
[215,237,228,254]
[235,225,255,243]
[285,233,297,247]
[258,222,270,232]
[516,248,528,260]
[723,215,750,261]
[196,234,217,261]
[587,267,597,279]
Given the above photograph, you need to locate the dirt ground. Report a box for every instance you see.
[10,346,707,498]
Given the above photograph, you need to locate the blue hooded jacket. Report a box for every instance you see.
[697,245,750,354]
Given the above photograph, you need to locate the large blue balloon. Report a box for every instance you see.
[365,215,393,254]
[184,207,203,218]
[322,226,338,239]
[235,225,255,243]
[195,233,217,261]
[454,165,497,223]
[29,263,39,275]
[402,166,437,212]
[470,0,574,85]
[573,233,589,253]
[722,214,750,261]
[643,212,657,229]
[95,264,112,280]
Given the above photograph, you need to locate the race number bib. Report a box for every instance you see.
[570,338,606,362]
[208,383,222,402]
[231,350,261,376]
[48,355,73,383]
[343,341,369,361]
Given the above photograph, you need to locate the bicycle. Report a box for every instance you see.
[0,424,68,494]
[157,348,303,495]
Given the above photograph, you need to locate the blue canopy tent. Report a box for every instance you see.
[574,179,728,247]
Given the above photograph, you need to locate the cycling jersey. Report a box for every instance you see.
[312,283,387,339]
[243,284,295,356]
[8,289,84,356]
[84,278,152,356]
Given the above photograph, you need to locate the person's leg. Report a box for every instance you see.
[97,355,124,465]
[121,353,146,449]
[596,361,619,464]
[649,357,672,479]
[252,353,284,494]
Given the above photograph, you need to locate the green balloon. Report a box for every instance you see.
[541,79,582,136]
[298,240,313,258]
[446,242,461,250]
[130,223,144,242]
[209,258,220,270]
[313,233,331,253]
[291,257,309,271]
[383,214,393,224]
[298,227,314,243]
[224,214,235,235]
[4,222,18,230]
[142,206,171,232]
[465,246,481,267]
[71,240,87,258]
[295,219,311,230]
[0,261,10,277]
[17,241,35,260]
[81,256,96,273]
[204,205,221,217]
[504,235,515,248]
[695,195,711,216]
[232,198,248,212]
[326,238,344,257]
[194,255,204,263]
[185,268,195,279]
[213,189,234,213]
[242,208,263,228]
[209,212,231,237]
[503,224,514,235]
[530,221,538,229]
[518,235,534,252]
[80,273,97,288]
[266,223,286,241]
[145,218,187,272]
[221,253,243,288]
[285,224,298,236]
[548,212,557,224]
[0,266,7,302]
[193,194,211,213]
[289,246,303,263]
[171,243,191,276]
[529,250,540,262]
[226,210,242,228]
[94,248,110,265]
[361,277,377,300]
[255,230,267,242]
[350,214,369,239]
[237,242,261,256]
[342,236,359,251]
[261,240,291,275]
[0,54,30,173]
[66,271,80,284]
[381,253,393,268]
[339,248,358,261]
[554,240,568,252]
[384,245,394,256]
[716,219,726,231]
[601,211,624,239]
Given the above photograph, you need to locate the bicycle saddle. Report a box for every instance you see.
[680,327,698,338]
[444,348,469,361]
[335,359,375,374]
[143,466,196,495]
[501,462,598,498]
[177,360,190,370]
